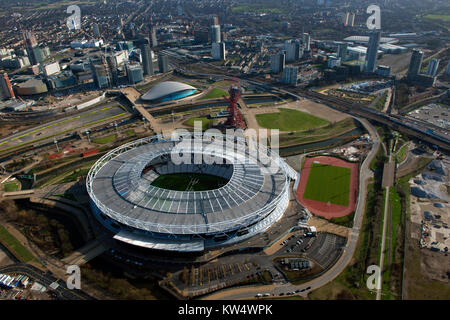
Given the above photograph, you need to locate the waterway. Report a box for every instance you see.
[279,127,366,156]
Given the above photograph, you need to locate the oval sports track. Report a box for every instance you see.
[296,156,359,219]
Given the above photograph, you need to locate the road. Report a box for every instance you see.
[377,152,394,300]
[0,102,128,153]
[0,263,93,300]
[202,117,380,299]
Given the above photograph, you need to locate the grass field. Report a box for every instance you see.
[92,134,117,144]
[424,14,450,21]
[256,108,329,132]
[184,117,215,130]
[303,163,351,206]
[200,88,229,100]
[0,225,37,263]
[2,181,19,192]
[151,173,228,191]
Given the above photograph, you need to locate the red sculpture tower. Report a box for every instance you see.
[224,77,246,129]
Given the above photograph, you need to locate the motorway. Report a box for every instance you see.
[0,263,93,300]
[0,102,129,153]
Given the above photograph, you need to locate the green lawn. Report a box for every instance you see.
[151,173,228,191]
[2,181,19,192]
[200,88,229,100]
[60,168,90,183]
[184,117,215,130]
[424,14,450,21]
[92,134,117,144]
[303,163,351,206]
[0,225,37,263]
[256,108,329,132]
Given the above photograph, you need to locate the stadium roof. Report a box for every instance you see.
[87,135,297,236]
[141,81,196,101]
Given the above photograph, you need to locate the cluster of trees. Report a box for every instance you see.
[81,265,159,300]
[0,200,73,257]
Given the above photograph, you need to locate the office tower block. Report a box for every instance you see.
[212,42,226,60]
[303,33,311,51]
[210,24,221,43]
[364,31,381,73]
[140,44,154,76]
[127,64,144,84]
[282,66,299,85]
[337,43,348,61]
[427,58,440,77]
[158,54,169,73]
[407,49,424,79]
[270,52,285,74]
[285,40,302,62]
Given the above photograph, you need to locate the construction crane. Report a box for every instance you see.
[224,77,246,129]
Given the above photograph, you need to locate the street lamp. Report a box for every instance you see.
[54,138,59,153]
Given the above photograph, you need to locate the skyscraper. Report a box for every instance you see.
[303,33,311,51]
[23,30,42,65]
[270,52,285,74]
[212,42,226,60]
[282,66,299,86]
[140,44,154,76]
[150,27,158,47]
[284,40,302,62]
[337,43,348,61]
[158,54,169,73]
[427,58,440,77]
[364,31,381,73]
[106,55,119,87]
[407,49,423,79]
[210,25,221,43]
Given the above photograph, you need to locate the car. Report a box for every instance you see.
[279,293,284,296]
[306,286,311,290]
[263,293,270,297]
[255,293,262,298]
[295,289,300,293]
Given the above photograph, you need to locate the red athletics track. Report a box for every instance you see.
[296,156,359,219]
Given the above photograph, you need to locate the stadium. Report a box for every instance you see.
[86,132,297,252]
[141,81,197,103]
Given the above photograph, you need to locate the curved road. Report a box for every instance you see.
[0,263,93,300]
[175,66,384,299]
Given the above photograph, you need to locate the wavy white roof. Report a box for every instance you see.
[141,81,196,101]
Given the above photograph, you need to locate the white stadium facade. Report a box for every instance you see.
[86,132,297,252]
[141,81,197,103]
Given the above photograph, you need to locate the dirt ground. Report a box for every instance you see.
[0,247,14,267]
[308,216,350,238]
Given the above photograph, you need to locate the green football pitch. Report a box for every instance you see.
[303,163,351,206]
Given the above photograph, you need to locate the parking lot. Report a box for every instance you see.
[407,103,449,130]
